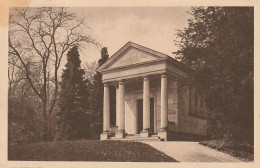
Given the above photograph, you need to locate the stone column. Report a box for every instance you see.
[116,85,119,127]
[141,77,150,137]
[116,81,126,138]
[159,74,168,140]
[100,83,110,140]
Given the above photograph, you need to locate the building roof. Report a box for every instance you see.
[97,41,185,72]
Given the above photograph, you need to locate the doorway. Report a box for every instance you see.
[137,98,154,133]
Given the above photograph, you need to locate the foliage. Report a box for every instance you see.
[8,96,42,143]
[200,140,254,161]
[56,46,91,140]
[175,7,254,143]
[8,7,96,141]
[82,61,98,83]
[88,47,110,139]
[8,69,45,143]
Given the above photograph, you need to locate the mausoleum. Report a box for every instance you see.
[97,42,207,141]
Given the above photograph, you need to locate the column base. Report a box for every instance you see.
[100,131,110,140]
[115,130,126,139]
[158,128,168,141]
[140,129,150,138]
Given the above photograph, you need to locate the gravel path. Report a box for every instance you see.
[143,141,243,162]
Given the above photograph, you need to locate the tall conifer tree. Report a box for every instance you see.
[89,47,110,139]
[56,46,90,140]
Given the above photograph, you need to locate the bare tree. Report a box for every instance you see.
[82,61,98,83]
[8,7,97,140]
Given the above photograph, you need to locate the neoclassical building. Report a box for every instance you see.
[97,42,207,141]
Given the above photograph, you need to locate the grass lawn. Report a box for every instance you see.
[200,140,254,162]
[8,140,177,162]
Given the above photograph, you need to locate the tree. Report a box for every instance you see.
[89,47,109,139]
[8,96,42,143]
[8,7,96,140]
[56,46,91,140]
[175,7,254,143]
[82,61,98,83]
[8,55,44,142]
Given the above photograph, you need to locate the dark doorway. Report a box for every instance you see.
[137,98,154,133]
[137,99,143,133]
[109,86,116,127]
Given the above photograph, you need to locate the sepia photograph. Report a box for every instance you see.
[0,0,257,167]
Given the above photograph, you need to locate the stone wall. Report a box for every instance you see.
[178,85,207,135]
[168,80,179,132]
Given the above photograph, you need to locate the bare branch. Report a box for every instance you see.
[9,7,98,117]
[9,37,42,100]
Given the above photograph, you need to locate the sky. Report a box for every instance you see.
[69,7,191,64]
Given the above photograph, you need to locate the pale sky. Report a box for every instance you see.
[69,7,191,64]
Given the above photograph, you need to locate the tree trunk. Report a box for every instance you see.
[42,61,48,141]
[42,100,48,141]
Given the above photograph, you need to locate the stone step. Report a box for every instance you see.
[125,135,140,139]
[124,134,159,137]
[108,138,161,142]
[108,135,161,141]
[125,136,160,140]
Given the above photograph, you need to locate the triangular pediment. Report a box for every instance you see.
[97,42,168,72]
[106,47,162,69]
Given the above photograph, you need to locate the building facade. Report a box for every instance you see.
[97,42,207,141]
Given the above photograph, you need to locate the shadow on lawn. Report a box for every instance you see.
[8,140,177,162]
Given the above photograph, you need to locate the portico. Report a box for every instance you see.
[97,42,207,141]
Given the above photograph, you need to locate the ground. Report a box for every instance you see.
[143,141,243,162]
[8,140,251,162]
[200,140,254,162]
[8,140,176,162]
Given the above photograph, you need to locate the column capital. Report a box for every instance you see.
[143,77,149,81]
[119,81,124,85]
[161,74,167,78]
[103,83,109,87]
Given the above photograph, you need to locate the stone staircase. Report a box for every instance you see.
[108,134,162,141]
